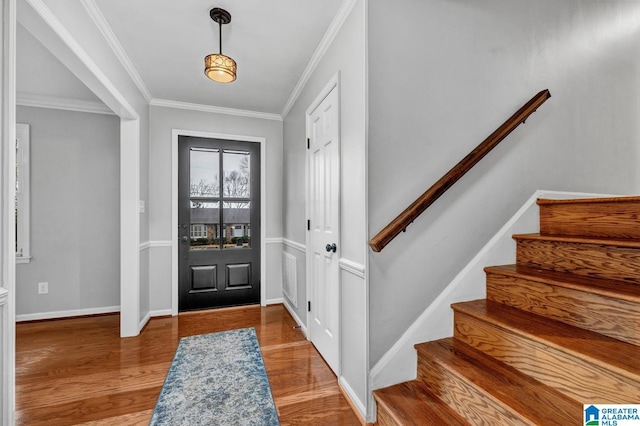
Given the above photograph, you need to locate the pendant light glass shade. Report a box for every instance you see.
[204,53,237,83]
[205,8,236,83]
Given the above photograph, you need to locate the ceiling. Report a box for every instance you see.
[17,0,345,116]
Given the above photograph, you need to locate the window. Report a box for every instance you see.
[190,224,206,239]
[16,123,30,263]
[233,225,243,237]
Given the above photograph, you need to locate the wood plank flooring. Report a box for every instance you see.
[16,304,362,425]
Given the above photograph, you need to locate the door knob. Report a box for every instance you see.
[325,243,337,253]
[181,236,189,243]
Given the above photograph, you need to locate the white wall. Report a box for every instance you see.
[367,0,640,366]
[282,0,368,416]
[147,105,284,312]
[16,106,120,317]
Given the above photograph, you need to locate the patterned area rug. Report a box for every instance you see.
[150,328,280,425]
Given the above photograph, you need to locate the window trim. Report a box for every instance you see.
[16,123,31,264]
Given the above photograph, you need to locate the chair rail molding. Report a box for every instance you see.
[339,258,365,278]
[139,240,172,251]
[283,238,306,253]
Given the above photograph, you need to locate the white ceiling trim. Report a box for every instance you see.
[17,92,115,115]
[280,0,358,119]
[80,0,153,103]
[150,98,283,121]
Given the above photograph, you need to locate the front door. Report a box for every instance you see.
[178,136,260,311]
[307,84,340,374]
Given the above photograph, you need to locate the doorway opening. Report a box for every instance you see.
[171,130,267,314]
[178,136,261,311]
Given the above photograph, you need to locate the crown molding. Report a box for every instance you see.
[17,92,115,115]
[150,98,283,121]
[280,0,359,119]
[80,0,153,103]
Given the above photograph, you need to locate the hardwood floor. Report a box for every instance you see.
[16,304,362,425]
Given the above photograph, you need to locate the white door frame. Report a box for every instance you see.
[1,0,17,422]
[305,72,341,374]
[171,129,267,315]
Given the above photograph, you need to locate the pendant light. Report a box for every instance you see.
[204,8,237,83]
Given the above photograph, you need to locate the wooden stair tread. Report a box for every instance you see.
[513,233,640,248]
[452,299,640,380]
[537,196,640,205]
[376,197,640,423]
[485,264,640,303]
[373,380,469,425]
[415,338,579,425]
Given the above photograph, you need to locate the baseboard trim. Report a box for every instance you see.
[150,309,173,317]
[16,305,120,322]
[283,297,307,338]
[339,376,369,425]
[138,311,151,332]
[264,297,284,306]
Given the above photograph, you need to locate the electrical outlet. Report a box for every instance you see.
[38,282,48,294]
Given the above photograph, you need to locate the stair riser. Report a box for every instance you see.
[453,312,640,403]
[374,402,400,426]
[417,355,531,426]
[539,200,640,239]
[486,271,640,346]
[515,238,640,283]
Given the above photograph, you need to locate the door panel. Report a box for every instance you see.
[308,86,340,374]
[178,136,260,311]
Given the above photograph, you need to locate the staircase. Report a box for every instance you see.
[373,196,640,425]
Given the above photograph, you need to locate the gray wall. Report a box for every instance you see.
[368,0,640,365]
[282,0,368,409]
[147,105,284,312]
[16,106,120,316]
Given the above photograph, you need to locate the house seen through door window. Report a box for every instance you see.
[189,148,252,249]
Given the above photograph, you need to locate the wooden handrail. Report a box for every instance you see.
[369,89,551,252]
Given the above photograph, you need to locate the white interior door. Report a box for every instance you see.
[307,84,340,375]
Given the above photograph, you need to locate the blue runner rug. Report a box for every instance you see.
[150,327,280,425]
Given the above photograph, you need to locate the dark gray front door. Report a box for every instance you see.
[178,136,260,311]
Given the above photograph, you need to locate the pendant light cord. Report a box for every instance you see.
[218,21,223,54]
